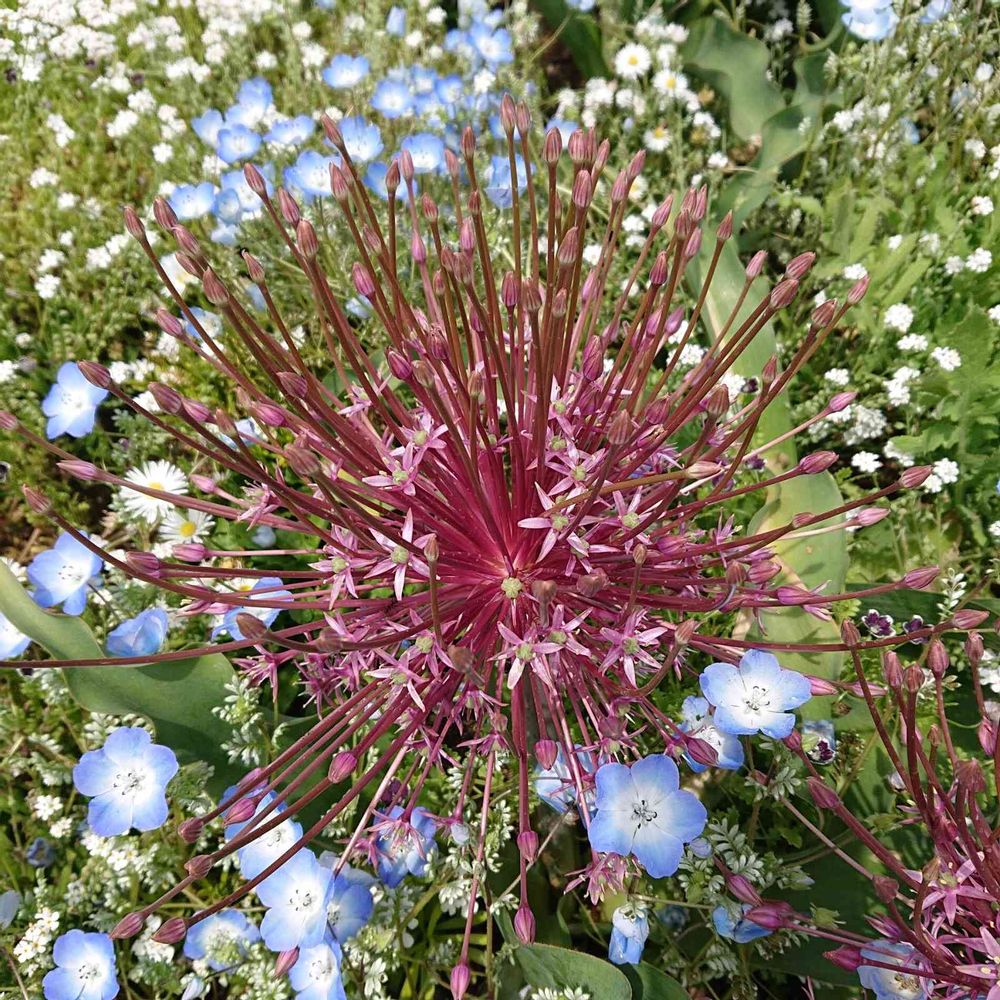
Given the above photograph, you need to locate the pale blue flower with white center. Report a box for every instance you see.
[468,21,513,65]
[337,116,383,163]
[386,5,406,35]
[216,125,262,164]
[168,182,217,221]
[363,162,390,200]
[0,889,20,928]
[192,109,224,146]
[0,611,30,659]
[920,0,950,22]
[608,905,649,965]
[221,786,305,880]
[322,54,369,90]
[400,132,445,174]
[42,362,108,439]
[840,0,898,40]
[534,746,596,813]
[73,727,178,836]
[27,531,103,616]
[182,910,260,972]
[251,525,277,547]
[43,930,118,1000]
[216,167,271,221]
[345,295,373,320]
[588,755,707,878]
[371,79,414,119]
[182,307,223,342]
[484,154,527,209]
[858,941,929,1000]
[284,150,338,200]
[213,576,293,640]
[179,976,206,1000]
[712,903,772,943]
[434,74,465,107]
[231,77,272,124]
[699,649,811,740]
[375,805,437,887]
[257,851,334,952]
[265,115,316,147]
[289,940,346,1000]
[679,696,744,773]
[106,608,169,658]
[546,116,578,145]
[324,871,374,942]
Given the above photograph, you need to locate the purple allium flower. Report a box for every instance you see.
[7,105,938,990]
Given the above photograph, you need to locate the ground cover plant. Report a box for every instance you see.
[1,2,999,999]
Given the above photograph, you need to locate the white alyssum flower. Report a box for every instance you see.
[120,461,188,523]
[971,195,994,216]
[944,255,964,275]
[843,264,867,280]
[966,247,992,273]
[884,441,914,467]
[931,347,961,371]
[852,452,881,474]
[883,303,914,333]
[824,368,850,386]
[897,333,928,351]
[932,458,959,485]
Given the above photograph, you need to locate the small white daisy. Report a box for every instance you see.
[159,508,215,545]
[120,461,188,523]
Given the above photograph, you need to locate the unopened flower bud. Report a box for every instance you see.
[78,360,112,389]
[328,750,358,783]
[826,391,856,413]
[111,911,146,940]
[517,830,538,863]
[824,946,863,972]
[177,817,205,843]
[899,465,933,489]
[882,651,903,688]
[807,776,841,811]
[534,739,558,770]
[840,619,861,646]
[927,639,948,677]
[685,737,718,768]
[873,875,898,903]
[951,609,989,629]
[185,854,213,878]
[807,676,839,696]
[514,905,536,944]
[798,451,837,474]
[274,948,299,979]
[223,795,259,825]
[126,550,161,578]
[450,962,470,1000]
[901,565,938,589]
[726,873,761,905]
[152,917,187,944]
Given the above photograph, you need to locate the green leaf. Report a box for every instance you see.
[532,0,608,79]
[516,943,633,999]
[681,18,785,142]
[0,562,241,793]
[623,963,688,1000]
[690,240,794,455]
[744,473,847,710]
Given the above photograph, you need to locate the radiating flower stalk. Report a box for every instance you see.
[738,623,1000,1000]
[0,95,957,994]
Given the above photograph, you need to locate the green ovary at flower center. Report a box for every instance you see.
[516,642,533,661]
[391,546,408,565]
[623,638,640,655]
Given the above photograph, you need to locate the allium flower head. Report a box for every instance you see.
[6,97,935,995]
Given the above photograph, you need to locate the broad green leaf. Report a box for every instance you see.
[531,0,608,79]
[745,472,847,708]
[682,18,785,141]
[623,963,688,1000]
[690,239,794,456]
[516,943,633,999]
[0,563,240,793]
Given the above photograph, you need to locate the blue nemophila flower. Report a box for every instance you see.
[43,930,118,1000]
[699,649,811,740]
[325,868,374,942]
[840,0,898,40]
[374,805,437,887]
[546,117,578,145]
[168,182,217,221]
[608,905,649,965]
[467,21,513,65]
[257,850,333,952]
[73,727,178,836]
[0,611,30,658]
[386,5,406,35]
[534,746,596,813]
[217,167,272,221]
[0,889,20,928]
[182,307,223,342]
[712,903,772,943]
[42,362,108,439]
[858,941,929,1000]
[920,0,951,22]
[679,696,744,773]
[588,755,707,878]
[370,78,414,119]
[192,108,224,146]
[265,115,316,148]
[251,524,277,547]
[106,608,169,658]
[214,576,293,640]
[27,836,56,868]
[290,940,346,1000]
[400,132,445,174]
[27,531,103,616]
[434,74,465,107]
[232,77,272,122]
[182,909,260,972]
[222,787,305,880]
[322,54,369,89]
[284,150,338,200]
[337,116,383,163]
[484,154,527,209]
[363,162,390,200]
[216,124,262,164]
